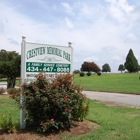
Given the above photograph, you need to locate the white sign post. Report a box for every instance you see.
[20,36,73,129]
[20,36,26,129]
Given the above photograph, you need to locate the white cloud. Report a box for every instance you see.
[61,2,73,14]
[124,33,138,43]
[105,0,134,23]
[65,17,74,29]
[79,2,97,18]
[84,56,99,62]
[112,55,122,61]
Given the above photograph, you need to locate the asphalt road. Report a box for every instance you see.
[83,91,140,107]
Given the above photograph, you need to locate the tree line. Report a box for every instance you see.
[80,48,139,73]
[0,48,139,89]
[80,62,111,73]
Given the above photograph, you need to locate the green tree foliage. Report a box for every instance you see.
[118,64,125,73]
[81,61,101,73]
[102,63,111,72]
[124,49,139,73]
[138,65,140,71]
[0,49,21,88]
[73,70,80,74]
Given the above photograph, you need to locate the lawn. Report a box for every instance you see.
[73,73,140,94]
[0,96,140,140]
[0,95,19,128]
[1,73,140,139]
[1,73,140,94]
[76,99,140,140]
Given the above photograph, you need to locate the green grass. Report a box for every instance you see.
[72,99,140,140]
[1,73,140,94]
[74,73,140,94]
[0,97,19,128]
[1,97,140,140]
[0,79,7,82]
[0,78,20,86]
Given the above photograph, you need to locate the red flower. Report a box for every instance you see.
[65,108,68,111]
[20,84,23,89]
[32,86,36,89]
[50,118,54,123]
[64,96,68,100]
[26,74,30,77]
[50,74,53,78]
[52,98,56,102]
[34,75,38,78]
[67,79,71,83]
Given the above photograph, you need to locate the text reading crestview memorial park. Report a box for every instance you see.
[24,43,73,79]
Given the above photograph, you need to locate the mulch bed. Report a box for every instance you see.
[0,121,98,140]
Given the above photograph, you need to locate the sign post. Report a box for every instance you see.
[20,36,73,129]
[20,36,26,129]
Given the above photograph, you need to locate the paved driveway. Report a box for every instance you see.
[83,91,140,107]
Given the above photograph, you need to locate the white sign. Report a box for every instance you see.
[20,36,73,129]
[22,39,73,80]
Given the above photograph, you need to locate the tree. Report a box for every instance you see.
[124,49,139,73]
[118,64,125,73]
[0,49,21,88]
[138,65,140,71]
[73,69,80,74]
[81,61,101,73]
[102,63,111,72]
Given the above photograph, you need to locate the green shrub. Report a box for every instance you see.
[7,88,20,99]
[0,114,16,133]
[17,73,89,132]
[73,70,80,74]
[80,72,85,77]
[0,87,5,94]
[97,72,101,76]
[87,72,91,76]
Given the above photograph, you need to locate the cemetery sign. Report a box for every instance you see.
[21,36,73,80]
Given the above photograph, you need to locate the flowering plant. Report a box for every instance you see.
[16,72,89,132]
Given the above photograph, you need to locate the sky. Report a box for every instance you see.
[0,0,140,72]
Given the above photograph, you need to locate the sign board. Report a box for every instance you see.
[22,40,73,80]
[20,36,73,129]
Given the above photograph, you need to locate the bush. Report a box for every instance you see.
[7,88,20,99]
[73,70,80,74]
[97,72,101,76]
[17,73,89,132]
[80,72,85,77]
[0,87,5,94]
[87,72,91,76]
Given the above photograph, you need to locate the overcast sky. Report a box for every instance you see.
[0,0,140,72]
